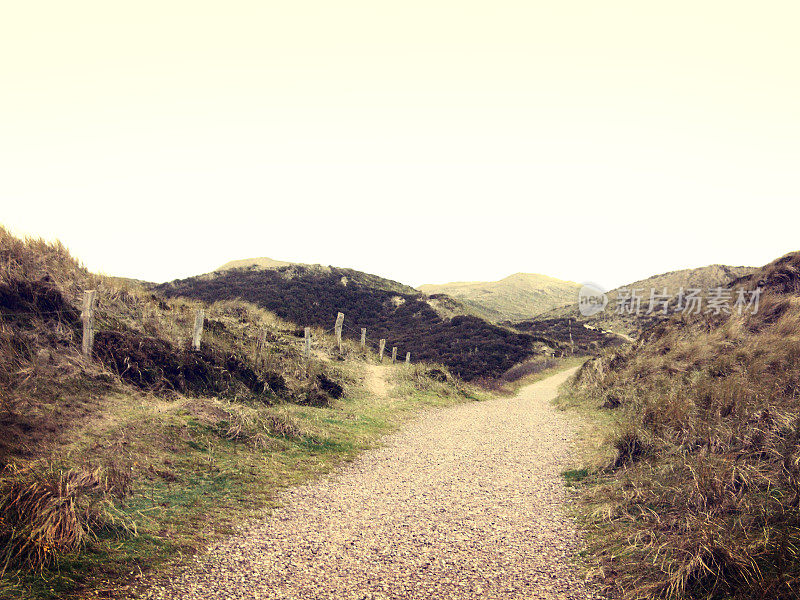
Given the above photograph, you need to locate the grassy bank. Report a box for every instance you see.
[553,253,800,600]
[2,360,479,600]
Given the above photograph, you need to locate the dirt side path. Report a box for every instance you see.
[140,367,598,599]
[364,363,392,398]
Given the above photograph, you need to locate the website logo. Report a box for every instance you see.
[578,283,608,317]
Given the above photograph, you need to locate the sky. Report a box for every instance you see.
[1,1,798,290]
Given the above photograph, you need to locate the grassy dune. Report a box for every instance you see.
[556,253,800,599]
[419,272,581,323]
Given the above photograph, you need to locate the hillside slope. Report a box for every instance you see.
[609,264,755,296]
[157,265,539,380]
[524,264,755,337]
[561,252,800,600]
[419,273,581,322]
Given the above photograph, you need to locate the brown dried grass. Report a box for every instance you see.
[569,252,800,599]
[0,463,134,573]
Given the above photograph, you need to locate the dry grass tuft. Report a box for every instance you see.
[0,463,134,573]
[393,362,474,399]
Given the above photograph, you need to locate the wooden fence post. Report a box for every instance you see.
[334,312,344,351]
[257,328,267,366]
[405,352,411,364]
[192,309,205,351]
[360,328,366,349]
[379,339,386,362]
[568,319,574,356]
[304,327,311,360]
[391,347,397,364]
[81,290,97,360]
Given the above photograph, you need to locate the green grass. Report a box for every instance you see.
[561,467,590,486]
[553,385,621,471]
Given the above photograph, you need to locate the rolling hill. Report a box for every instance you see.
[418,273,581,322]
[524,264,756,337]
[156,263,540,380]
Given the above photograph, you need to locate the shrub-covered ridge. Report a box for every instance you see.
[157,265,537,380]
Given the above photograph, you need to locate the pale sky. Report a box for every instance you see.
[2,1,798,289]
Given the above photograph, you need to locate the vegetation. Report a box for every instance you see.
[0,229,479,599]
[556,252,800,599]
[418,272,581,322]
[507,317,626,353]
[157,265,539,381]
[540,264,755,337]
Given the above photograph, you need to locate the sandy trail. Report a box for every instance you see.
[140,367,597,600]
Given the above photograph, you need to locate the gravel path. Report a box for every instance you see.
[141,367,597,599]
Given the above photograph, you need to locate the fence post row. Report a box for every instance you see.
[75,298,411,370]
[334,312,345,351]
[81,289,97,360]
[330,312,409,366]
[192,309,205,351]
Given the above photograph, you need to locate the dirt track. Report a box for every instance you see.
[140,367,598,599]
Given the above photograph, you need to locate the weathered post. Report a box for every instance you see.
[379,339,386,362]
[360,328,366,349]
[405,352,411,364]
[257,328,268,366]
[81,290,97,360]
[334,312,344,351]
[568,319,574,356]
[192,309,205,351]
[304,327,311,360]
[391,347,397,364]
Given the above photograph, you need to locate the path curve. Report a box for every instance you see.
[141,367,598,599]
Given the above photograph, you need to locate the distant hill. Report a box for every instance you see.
[157,264,539,381]
[216,257,300,271]
[525,264,756,336]
[608,264,756,299]
[418,273,582,322]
